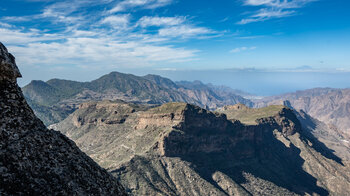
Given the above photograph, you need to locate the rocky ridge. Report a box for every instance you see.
[0,42,126,195]
[254,88,350,139]
[22,72,252,126]
[52,100,350,195]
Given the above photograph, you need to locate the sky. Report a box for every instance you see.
[1,0,350,95]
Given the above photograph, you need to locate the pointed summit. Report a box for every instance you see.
[0,42,21,81]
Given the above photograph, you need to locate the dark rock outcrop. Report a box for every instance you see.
[0,42,126,195]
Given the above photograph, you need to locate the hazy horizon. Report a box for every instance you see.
[17,68,350,96]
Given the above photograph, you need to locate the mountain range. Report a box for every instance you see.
[4,40,350,195]
[23,72,253,126]
[23,71,350,142]
[50,100,350,195]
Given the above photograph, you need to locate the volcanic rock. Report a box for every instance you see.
[0,42,126,195]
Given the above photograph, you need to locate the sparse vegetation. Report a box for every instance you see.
[217,104,286,125]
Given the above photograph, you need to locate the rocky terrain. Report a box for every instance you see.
[218,104,350,162]
[23,73,350,150]
[0,42,126,195]
[23,73,252,126]
[52,99,350,195]
[254,88,350,139]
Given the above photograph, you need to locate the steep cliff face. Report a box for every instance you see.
[53,100,350,195]
[254,88,350,139]
[0,42,126,195]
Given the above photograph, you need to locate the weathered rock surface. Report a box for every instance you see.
[0,42,126,195]
[254,88,350,139]
[53,100,350,195]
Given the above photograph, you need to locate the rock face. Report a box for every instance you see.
[254,88,350,138]
[53,100,350,195]
[0,43,21,81]
[22,72,252,126]
[0,42,126,195]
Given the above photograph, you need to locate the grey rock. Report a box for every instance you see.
[0,42,126,195]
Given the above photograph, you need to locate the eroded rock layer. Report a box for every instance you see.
[53,100,350,195]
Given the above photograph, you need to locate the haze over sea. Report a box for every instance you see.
[18,68,350,96]
[151,70,350,96]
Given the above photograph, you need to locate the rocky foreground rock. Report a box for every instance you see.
[53,99,350,195]
[0,42,126,195]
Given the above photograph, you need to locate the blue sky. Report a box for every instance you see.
[1,0,350,95]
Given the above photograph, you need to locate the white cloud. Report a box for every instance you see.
[101,15,131,29]
[239,0,317,24]
[8,37,197,68]
[1,23,199,69]
[159,25,213,38]
[2,16,33,22]
[41,1,84,24]
[0,22,13,28]
[244,0,317,8]
[238,8,295,24]
[109,0,172,13]
[0,0,215,70]
[0,28,62,44]
[230,46,257,53]
[137,16,185,27]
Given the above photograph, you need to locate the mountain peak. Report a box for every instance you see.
[0,42,21,81]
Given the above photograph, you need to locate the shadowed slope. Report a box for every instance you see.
[254,88,350,139]
[53,100,350,195]
[0,42,126,195]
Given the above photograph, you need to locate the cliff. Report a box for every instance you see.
[0,42,126,195]
[53,100,350,195]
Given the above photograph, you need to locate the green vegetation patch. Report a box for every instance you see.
[218,105,286,125]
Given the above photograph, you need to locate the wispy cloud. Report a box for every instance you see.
[244,0,317,8]
[238,0,317,24]
[9,37,198,68]
[230,46,257,53]
[159,25,214,38]
[2,16,33,22]
[101,14,131,30]
[109,0,172,13]
[1,0,215,70]
[238,8,295,24]
[0,22,13,28]
[0,27,62,44]
[137,16,186,27]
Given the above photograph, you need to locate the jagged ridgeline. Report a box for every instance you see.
[0,42,126,195]
[22,71,253,126]
[254,88,350,140]
[52,99,350,195]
